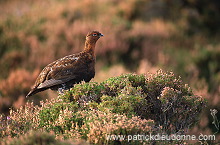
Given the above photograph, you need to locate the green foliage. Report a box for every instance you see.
[98,94,145,117]
[65,82,104,103]
[101,75,130,96]
[38,99,82,135]
[0,71,206,144]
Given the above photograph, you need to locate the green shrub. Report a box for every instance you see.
[0,71,206,144]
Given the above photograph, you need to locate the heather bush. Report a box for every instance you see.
[1,130,87,145]
[0,102,40,138]
[0,71,206,144]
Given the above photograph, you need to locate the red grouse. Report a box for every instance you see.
[26,30,103,97]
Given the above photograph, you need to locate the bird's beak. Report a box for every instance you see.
[99,33,104,37]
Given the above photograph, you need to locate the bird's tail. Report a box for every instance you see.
[26,87,46,98]
[26,89,36,98]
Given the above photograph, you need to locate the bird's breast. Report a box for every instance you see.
[70,55,95,82]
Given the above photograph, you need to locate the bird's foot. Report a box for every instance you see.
[58,88,65,95]
[58,84,70,95]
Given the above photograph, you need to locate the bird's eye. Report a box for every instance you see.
[92,33,97,36]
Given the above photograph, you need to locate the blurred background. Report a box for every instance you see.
[0,0,219,141]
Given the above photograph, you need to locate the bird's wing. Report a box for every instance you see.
[34,54,81,90]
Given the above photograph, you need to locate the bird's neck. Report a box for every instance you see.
[84,41,96,56]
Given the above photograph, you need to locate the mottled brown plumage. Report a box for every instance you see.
[26,31,103,97]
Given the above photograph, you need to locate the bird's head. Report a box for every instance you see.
[86,30,104,43]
